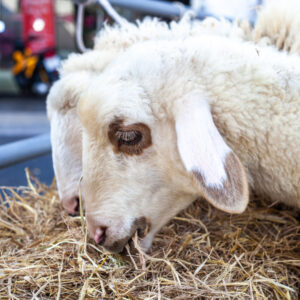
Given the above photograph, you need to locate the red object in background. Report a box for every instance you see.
[21,0,56,54]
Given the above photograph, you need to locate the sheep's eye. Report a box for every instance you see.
[116,130,142,146]
[108,120,152,155]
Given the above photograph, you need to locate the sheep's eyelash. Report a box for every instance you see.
[116,130,140,142]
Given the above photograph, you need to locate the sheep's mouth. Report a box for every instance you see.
[103,217,151,254]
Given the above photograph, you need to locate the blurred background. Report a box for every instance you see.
[0,0,262,186]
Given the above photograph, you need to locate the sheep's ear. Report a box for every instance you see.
[175,92,249,213]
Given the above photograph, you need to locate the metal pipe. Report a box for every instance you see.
[75,3,90,53]
[0,134,51,169]
[76,0,195,18]
[97,0,128,25]
[109,0,191,18]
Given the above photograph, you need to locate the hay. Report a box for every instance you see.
[0,170,299,299]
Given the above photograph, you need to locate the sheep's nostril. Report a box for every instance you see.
[137,228,144,238]
[74,197,79,212]
[94,227,106,245]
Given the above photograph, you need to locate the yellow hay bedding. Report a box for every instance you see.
[0,170,299,299]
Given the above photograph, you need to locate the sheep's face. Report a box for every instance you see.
[79,80,249,253]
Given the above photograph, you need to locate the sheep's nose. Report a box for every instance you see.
[94,227,106,245]
[63,196,80,216]
[90,217,150,253]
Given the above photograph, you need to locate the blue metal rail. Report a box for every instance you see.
[0,134,51,169]
[110,0,192,18]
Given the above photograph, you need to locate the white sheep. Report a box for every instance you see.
[47,2,300,215]
[47,16,250,214]
[78,35,300,253]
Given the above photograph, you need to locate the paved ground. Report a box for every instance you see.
[0,95,54,187]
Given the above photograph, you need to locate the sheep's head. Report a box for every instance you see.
[47,18,250,218]
[79,71,249,253]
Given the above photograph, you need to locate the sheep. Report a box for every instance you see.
[78,35,300,253]
[47,16,251,214]
[47,1,299,215]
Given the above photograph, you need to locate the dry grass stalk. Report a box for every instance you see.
[0,170,299,299]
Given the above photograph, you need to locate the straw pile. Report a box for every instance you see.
[0,170,299,299]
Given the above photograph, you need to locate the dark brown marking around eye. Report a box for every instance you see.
[108,119,152,155]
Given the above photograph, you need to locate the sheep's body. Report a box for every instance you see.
[47,2,300,213]
[79,35,300,251]
[128,36,300,207]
